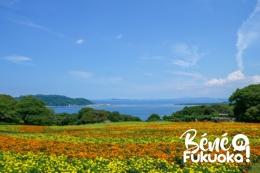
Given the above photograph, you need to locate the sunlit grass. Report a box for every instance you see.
[249,163,260,173]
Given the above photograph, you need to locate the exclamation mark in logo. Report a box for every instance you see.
[246,145,250,162]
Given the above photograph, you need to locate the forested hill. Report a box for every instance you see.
[17,94,94,106]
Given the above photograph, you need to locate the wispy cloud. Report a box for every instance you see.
[18,21,64,37]
[167,70,205,79]
[94,77,123,84]
[141,54,166,60]
[236,0,260,71]
[144,73,158,77]
[152,56,166,60]
[205,1,260,87]
[115,33,122,39]
[69,71,92,78]
[76,39,85,44]
[172,44,204,68]
[69,70,122,84]
[3,55,33,65]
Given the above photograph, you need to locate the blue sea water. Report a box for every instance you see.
[50,99,186,121]
[50,98,227,121]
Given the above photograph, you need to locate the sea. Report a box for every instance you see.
[50,98,227,121]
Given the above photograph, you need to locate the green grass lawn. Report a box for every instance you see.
[71,120,171,128]
[249,163,260,173]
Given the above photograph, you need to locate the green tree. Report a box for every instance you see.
[54,113,78,125]
[79,110,108,124]
[24,108,54,125]
[204,104,234,117]
[78,107,94,119]
[16,95,54,125]
[119,114,141,121]
[244,105,260,122]
[147,114,161,121]
[108,111,120,122]
[173,105,207,117]
[229,84,260,122]
[0,94,19,123]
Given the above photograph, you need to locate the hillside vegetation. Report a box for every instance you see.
[1,84,260,125]
[17,94,93,106]
[0,95,141,125]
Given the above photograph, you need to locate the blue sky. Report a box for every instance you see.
[1,0,260,99]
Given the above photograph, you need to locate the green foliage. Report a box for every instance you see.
[0,94,19,122]
[54,113,78,125]
[78,107,94,119]
[147,114,161,121]
[78,109,142,124]
[0,94,142,125]
[173,105,207,117]
[204,104,234,116]
[79,110,108,124]
[25,114,53,125]
[119,114,141,121]
[229,84,260,122]
[17,94,93,106]
[108,111,120,122]
[244,104,260,122]
[164,104,233,122]
[16,95,55,125]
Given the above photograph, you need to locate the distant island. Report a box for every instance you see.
[16,94,93,106]
[175,101,229,105]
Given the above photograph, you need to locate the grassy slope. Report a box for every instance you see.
[249,163,260,173]
[66,121,170,128]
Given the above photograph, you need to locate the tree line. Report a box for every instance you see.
[1,84,260,125]
[16,94,93,106]
[161,104,234,122]
[149,84,260,123]
[0,95,141,125]
[163,84,260,122]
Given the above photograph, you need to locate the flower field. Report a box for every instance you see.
[0,122,259,173]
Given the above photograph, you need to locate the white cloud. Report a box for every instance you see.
[205,1,260,87]
[167,70,205,79]
[204,78,226,86]
[76,39,85,44]
[69,71,92,78]
[252,75,260,83]
[115,33,122,39]
[172,44,203,67]
[226,70,245,81]
[236,0,260,71]
[204,70,260,86]
[4,55,32,65]
[205,70,244,86]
